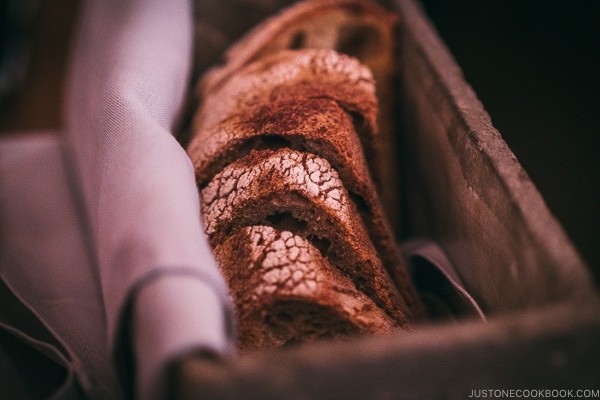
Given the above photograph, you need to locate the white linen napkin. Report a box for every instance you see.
[63,0,236,398]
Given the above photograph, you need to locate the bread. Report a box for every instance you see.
[189,48,423,321]
[214,225,398,351]
[186,0,423,351]
[201,148,411,326]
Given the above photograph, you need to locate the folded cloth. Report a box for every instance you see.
[63,0,237,398]
[402,239,486,322]
[1,0,236,399]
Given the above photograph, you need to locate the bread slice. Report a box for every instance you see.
[214,225,398,352]
[201,148,411,326]
[189,49,380,184]
[189,96,370,188]
[197,0,397,100]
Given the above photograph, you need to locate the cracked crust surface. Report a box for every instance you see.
[197,0,397,98]
[201,148,411,325]
[214,225,398,351]
[188,49,381,181]
[201,149,356,240]
[189,96,369,187]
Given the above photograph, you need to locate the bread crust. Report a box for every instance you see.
[189,90,372,188]
[197,0,397,97]
[215,225,398,351]
[189,49,380,181]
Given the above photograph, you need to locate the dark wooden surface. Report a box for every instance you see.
[419,0,600,283]
[175,301,600,399]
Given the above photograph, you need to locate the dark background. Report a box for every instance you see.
[419,0,600,285]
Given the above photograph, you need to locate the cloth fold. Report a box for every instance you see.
[63,0,238,397]
[0,132,118,398]
[402,239,486,322]
[2,0,237,398]
[0,275,83,400]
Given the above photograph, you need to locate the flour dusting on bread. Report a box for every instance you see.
[187,0,422,352]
